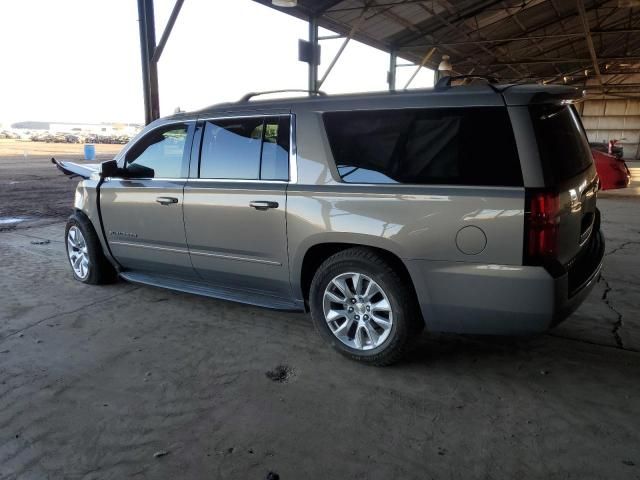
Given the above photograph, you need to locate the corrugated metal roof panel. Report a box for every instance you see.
[252,0,640,95]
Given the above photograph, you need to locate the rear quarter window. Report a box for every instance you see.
[322,107,523,187]
[529,104,593,184]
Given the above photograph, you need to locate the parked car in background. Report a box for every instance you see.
[592,148,631,190]
[65,134,84,144]
[590,139,624,159]
[27,132,132,144]
[0,130,20,139]
[53,81,604,366]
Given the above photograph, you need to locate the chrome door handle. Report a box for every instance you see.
[249,200,279,210]
[156,196,179,205]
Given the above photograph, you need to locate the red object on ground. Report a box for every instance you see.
[592,148,631,190]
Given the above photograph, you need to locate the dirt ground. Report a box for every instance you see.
[1,143,639,479]
[0,140,122,229]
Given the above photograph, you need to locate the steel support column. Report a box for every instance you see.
[308,16,319,93]
[138,0,183,124]
[137,0,160,125]
[388,50,397,91]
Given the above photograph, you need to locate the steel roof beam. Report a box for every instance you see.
[151,0,184,63]
[577,0,604,87]
[317,6,370,88]
[399,29,640,50]
[541,33,640,86]
[472,8,639,71]
[389,0,505,46]
[403,47,436,89]
[420,1,530,78]
[313,0,345,15]
[465,56,640,66]
[398,0,610,60]
[496,71,640,80]
[364,0,478,72]
[401,33,582,49]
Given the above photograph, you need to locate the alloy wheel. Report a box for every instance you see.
[67,226,90,280]
[322,272,393,350]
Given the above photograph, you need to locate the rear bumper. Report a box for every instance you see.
[553,227,605,325]
[405,230,605,335]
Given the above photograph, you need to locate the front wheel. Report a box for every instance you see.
[65,213,117,285]
[309,248,423,366]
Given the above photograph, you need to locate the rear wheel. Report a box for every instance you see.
[309,248,423,366]
[65,212,117,285]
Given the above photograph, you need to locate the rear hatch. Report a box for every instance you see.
[524,103,600,280]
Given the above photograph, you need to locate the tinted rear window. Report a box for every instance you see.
[529,104,593,184]
[323,107,522,186]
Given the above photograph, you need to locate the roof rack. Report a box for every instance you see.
[239,89,328,102]
[435,75,500,91]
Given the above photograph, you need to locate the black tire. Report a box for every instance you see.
[309,247,423,366]
[65,212,118,285]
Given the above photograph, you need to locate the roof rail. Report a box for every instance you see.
[239,89,328,102]
[435,75,499,91]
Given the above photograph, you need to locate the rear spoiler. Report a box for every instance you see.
[432,76,585,106]
[51,158,100,179]
[500,84,585,106]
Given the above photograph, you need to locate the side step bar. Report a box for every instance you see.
[119,271,304,312]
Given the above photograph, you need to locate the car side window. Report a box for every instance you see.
[260,116,290,181]
[124,124,189,178]
[200,118,263,180]
[199,116,289,181]
[323,108,522,187]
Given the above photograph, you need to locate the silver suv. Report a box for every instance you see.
[56,81,604,365]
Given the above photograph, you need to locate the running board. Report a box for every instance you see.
[119,271,304,312]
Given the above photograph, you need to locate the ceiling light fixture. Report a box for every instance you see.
[272,0,297,6]
[438,55,452,72]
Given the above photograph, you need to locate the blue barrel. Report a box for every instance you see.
[84,144,96,161]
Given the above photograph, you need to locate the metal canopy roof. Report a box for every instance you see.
[253,0,640,96]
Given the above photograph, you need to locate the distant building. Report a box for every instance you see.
[11,121,142,135]
[11,121,50,130]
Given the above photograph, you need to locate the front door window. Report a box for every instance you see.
[125,125,189,178]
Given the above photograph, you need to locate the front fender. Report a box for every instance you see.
[72,181,120,270]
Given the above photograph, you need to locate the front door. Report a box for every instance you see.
[183,115,292,298]
[100,122,196,277]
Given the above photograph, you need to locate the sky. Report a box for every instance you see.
[0,0,434,125]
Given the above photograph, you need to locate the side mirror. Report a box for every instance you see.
[100,160,121,178]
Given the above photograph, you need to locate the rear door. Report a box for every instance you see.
[100,122,196,277]
[528,104,599,266]
[183,115,292,298]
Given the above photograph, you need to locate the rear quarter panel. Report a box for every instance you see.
[287,110,526,301]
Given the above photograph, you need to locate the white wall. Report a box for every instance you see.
[577,75,640,160]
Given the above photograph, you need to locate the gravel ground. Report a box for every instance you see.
[0,144,639,479]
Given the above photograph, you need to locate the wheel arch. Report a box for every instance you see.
[294,236,421,316]
[70,207,121,272]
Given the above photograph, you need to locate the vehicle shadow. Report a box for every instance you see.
[402,328,637,376]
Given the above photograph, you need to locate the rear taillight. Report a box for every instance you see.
[524,190,560,265]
